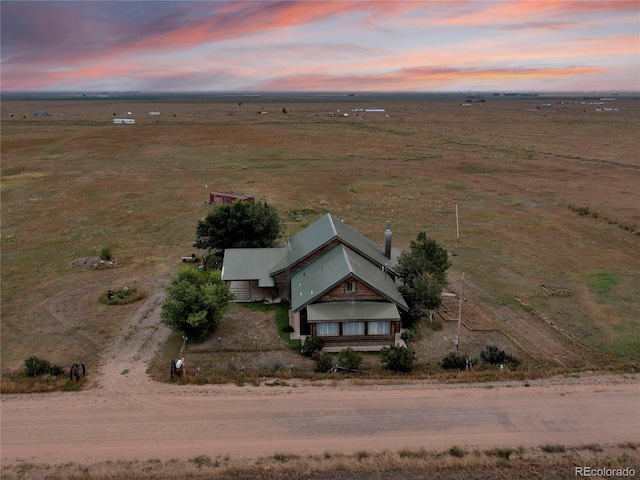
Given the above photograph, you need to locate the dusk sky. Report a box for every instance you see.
[1,1,639,93]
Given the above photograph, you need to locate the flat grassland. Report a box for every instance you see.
[2,93,639,479]
[1,93,639,376]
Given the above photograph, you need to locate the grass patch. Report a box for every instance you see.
[585,269,619,295]
[541,444,566,453]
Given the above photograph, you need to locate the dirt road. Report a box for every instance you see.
[2,291,638,466]
[2,375,639,464]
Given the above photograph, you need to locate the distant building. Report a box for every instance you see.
[209,192,255,206]
[364,108,386,117]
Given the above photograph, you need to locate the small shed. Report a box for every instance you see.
[209,192,255,206]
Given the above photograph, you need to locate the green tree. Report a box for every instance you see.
[194,200,281,253]
[160,268,233,342]
[379,345,415,373]
[396,231,451,325]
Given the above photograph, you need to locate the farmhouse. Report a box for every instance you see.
[222,214,408,351]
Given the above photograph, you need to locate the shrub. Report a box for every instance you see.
[24,356,64,377]
[99,246,113,261]
[480,345,519,368]
[380,345,415,373]
[400,329,417,343]
[282,324,295,333]
[312,351,334,373]
[541,444,566,453]
[301,336,323,356]
[338,348,362,371]
[449,445,466,457]
[441,352,467,370]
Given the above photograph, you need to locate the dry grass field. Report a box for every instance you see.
[1,92,639,378]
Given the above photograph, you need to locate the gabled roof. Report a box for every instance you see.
[271,213,395,275]
[291,244,407,312]
[222,248,288,287]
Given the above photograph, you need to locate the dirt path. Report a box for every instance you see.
[92,291,170,394]
[2,294,639,466]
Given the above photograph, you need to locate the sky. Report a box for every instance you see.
[1,0,639,93]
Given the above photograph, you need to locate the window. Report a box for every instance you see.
[367,321,390,335]
[345,281,356,293]
[317,322,339,336]
[342,322,365,335]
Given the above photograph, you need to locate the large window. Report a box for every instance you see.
[367,321,390,335]
[342,322,365,335]
[317,322,339,336]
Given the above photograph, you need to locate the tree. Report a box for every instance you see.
[396,231,451,325]
[194,200,281,253]
[160,268,233,342]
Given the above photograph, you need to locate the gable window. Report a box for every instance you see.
[345,281,356,293]
[317,322,339,336]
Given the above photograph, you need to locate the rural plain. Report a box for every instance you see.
[1,92,639,478]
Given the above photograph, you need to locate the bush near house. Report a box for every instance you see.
[312,351,334,373]
[338,348,363,371]
[379,345,415,373]
[301,336,323,356]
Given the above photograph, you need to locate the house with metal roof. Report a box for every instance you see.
[221,214,408,351]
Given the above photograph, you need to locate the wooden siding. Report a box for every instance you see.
[318,278,386,303]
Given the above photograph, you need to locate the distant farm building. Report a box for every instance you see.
[35,111,50,117]
[364,108,385,117]
[149,112,161,116]
[113,119,136,124]
[209,192,255,206]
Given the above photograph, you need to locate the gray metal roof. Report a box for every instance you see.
[271,214,396,275]
[222,248,288,287]
[307,301,400,322]
[291,244,408,312]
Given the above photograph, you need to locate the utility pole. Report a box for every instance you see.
[456,272,465,351]
[455,203,460,244]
